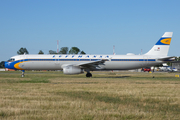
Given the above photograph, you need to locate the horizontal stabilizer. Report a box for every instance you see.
[158,56,175,61]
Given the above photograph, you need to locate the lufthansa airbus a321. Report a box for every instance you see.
[5,32,174,77]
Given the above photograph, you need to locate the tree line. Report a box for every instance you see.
[17,47,86,55]
[0,47,86,68]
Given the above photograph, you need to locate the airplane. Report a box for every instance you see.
[4,32,174,77]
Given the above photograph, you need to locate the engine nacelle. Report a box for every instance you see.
[63,66,84,74]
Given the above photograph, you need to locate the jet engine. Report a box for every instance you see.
[63,65,84,74]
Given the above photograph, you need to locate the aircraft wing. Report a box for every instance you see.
[75,59,108,70]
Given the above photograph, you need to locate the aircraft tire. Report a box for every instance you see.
[86,73,92,77]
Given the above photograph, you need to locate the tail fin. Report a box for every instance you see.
[145,32,173,56]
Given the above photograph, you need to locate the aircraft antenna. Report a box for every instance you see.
[113,45,115,55]
[141,49,142,55]
[57,40,59,53]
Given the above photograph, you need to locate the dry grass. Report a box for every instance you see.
[0,71,180,120]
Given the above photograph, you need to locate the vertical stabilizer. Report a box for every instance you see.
[145,32,173,56]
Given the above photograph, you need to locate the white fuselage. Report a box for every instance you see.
[4,32,174,77]
[6,54,164,71]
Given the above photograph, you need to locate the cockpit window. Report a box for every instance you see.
[7,58,15,62]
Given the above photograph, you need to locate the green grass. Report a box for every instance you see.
[57,91,180,114]
[0,71,180,120]
[18,77,49,83]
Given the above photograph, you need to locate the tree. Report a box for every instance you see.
[38,50,44,54]
[175,56,180,61]
[0,61,5,68]
[17,47,29,55]
[59,47,68,54]
[49,50,57,54]
[80,51,86,54]
[69,47,80,54]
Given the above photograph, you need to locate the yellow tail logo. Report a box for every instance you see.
[160,38,171,45]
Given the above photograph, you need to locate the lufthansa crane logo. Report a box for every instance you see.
[160,38,171,45]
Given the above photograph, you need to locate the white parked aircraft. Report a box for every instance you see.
[5,32,174,77]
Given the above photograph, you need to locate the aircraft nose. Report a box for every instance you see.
[4,61,9,68]
[4,61,16,69]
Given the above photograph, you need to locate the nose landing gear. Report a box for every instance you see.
[21,70,25,77]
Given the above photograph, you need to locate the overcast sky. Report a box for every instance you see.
[1,0,180,61]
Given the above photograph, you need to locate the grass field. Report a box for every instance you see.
[0,71,180,120]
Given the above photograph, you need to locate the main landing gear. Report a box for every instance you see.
[21,70,25,77]
[86,72,92,77]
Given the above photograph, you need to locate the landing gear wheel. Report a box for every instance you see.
[86,73,92,77]
[21,70,25,77]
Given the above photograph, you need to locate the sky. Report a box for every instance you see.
[1,0,180,61]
